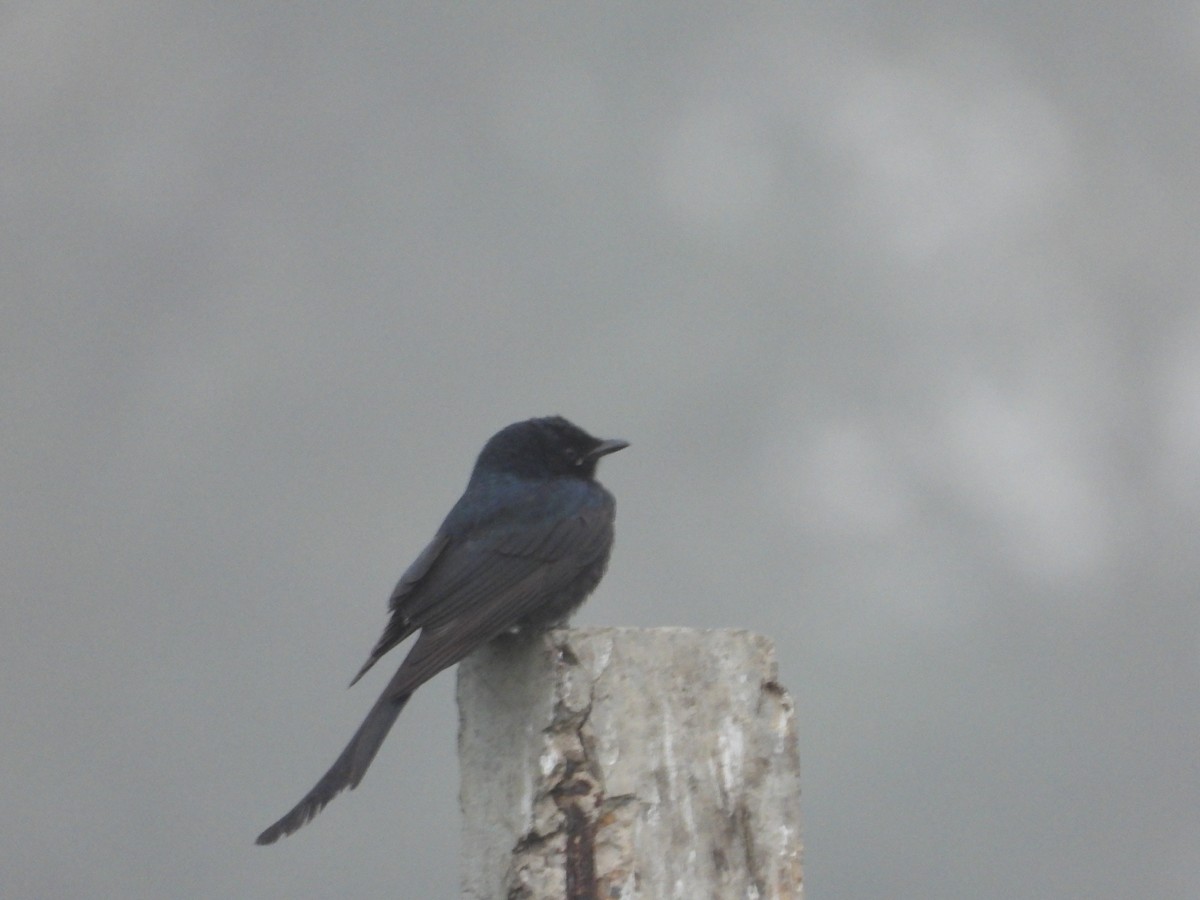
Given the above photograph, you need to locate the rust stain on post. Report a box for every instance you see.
[563,802,596,899]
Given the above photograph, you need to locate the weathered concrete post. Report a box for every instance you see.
[458,627,803,899]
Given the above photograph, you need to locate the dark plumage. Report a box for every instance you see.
[255,416,627,845]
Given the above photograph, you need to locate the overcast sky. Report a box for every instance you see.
[4,4,1199,898]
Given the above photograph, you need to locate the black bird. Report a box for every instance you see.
[256,416,627,845]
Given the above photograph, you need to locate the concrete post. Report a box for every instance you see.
[458,627,803,899]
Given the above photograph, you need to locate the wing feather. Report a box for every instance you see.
[410,503,610,627]
[379,500,613,698]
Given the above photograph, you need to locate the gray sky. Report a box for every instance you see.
[4,4,1198,898]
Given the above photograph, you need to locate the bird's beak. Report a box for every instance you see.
[587,438,629,460]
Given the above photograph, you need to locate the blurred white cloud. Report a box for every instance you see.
[828,41,1075,262]
[767,414,913,537]
[933,383,1114,585]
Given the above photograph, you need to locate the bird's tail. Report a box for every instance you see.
[255,686,412,845]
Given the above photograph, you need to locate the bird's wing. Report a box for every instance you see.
[387,532,451,613]
[400,491,612,627]
[380,498,614,699]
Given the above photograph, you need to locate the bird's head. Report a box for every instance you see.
[474,416,628,480]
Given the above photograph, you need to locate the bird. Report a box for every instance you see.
[255,416,627,845]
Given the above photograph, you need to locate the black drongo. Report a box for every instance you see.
[256,416,626,844]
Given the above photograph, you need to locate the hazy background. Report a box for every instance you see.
[4,4,1198,898]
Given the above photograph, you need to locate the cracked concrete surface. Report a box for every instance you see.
[458,628,803,899]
